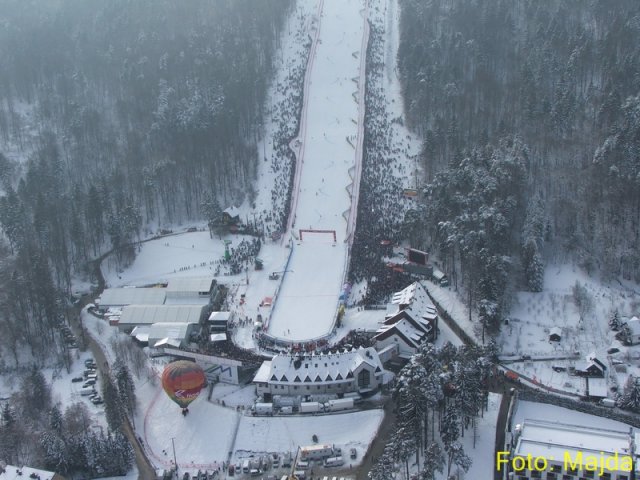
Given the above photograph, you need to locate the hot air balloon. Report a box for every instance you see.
[161,360,206,414]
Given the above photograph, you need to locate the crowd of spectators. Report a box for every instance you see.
[257,12,313,240]
[348,17,419,304]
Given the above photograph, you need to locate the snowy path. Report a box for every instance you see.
[268,0,368,342]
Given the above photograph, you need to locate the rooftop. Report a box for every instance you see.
[98,287,166,307]
[166,276,215,294]
[514,419,638,470]
[253,347,383,385]
[119,304,206,325]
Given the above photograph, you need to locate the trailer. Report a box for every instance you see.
[253,403,274,415]
[299,402,322,413]
[325,398,354,412]
[300,444,334,461]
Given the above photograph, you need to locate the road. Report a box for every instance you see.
[70,304,157,479]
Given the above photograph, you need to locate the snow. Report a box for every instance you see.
[233,409,384,463]
[513,399,632,432]
[458,393,502,480]
[267,0,368,342]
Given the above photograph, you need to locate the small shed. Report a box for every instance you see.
[623,317,640,345]
[549,327,562,342]
[222,206,241,225]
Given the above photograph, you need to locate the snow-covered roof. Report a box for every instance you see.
[626,317,640,335]
[154,338,182,348]
[253,360,272,383]
[223,206,241,218]
[375,318,426,347]
[0,465,57,480]
[148,322,195,342]
[130,325,151,342]
[166,276,215,294]
[515,419,637,469]
[119,304,205,326]
[253,347,383,385]
[585,377,608,398]
[208,311,232,322]
[98,287,166,307]
[386,282,435,318]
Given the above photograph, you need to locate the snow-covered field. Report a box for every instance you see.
[233,409,384,463]
[496,264,640,397]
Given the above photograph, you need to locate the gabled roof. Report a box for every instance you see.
[386,282,435,316]
[223,206,241,218]
[252,347,383,386]
[375,318,426,348]
[626,317,640,335]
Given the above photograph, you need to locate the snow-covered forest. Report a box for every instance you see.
[0,0,292,361]
[0,0,292,287]
[395,0,640,336]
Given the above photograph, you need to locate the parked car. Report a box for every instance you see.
[350,448,357,459]
[83,379,96,387]
[71,376,83,383]
[84,359,96,368]
[91,397,104,405]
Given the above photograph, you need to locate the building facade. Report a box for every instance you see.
[252,347,385,400]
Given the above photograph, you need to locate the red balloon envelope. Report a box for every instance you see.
[162,360,206,409]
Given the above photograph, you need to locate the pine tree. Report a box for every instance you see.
[115,361,136,418]
[446,441,472,477]
[102,375,123,431]
[420,442,445,480]
[609,308,622,331]
[617,375,640,412]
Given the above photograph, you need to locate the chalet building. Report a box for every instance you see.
[622,316,640,345]
[373,282,438,358]
[574,351,607,377]
[222,206,241,225]
[548,326,562,342]
[252,347,386,400]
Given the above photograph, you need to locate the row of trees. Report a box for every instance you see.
[395,0,640,331]
[369,343,496,479]
[0,366,134,477]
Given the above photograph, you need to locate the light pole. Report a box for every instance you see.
[171,437,179,476]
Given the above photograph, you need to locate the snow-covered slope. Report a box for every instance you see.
[267,0,368,342]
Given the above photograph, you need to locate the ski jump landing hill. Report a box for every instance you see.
[266,0,369,343]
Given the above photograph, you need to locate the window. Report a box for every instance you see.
[358,369,371,388]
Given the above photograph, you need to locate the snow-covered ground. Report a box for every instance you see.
[267,0,368,342]
[496,264,640,397]
[233,409,384,463]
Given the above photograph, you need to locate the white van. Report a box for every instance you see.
[293,472,306,480]
[296,460,309,470]
[242,459,250,473]
[324,456,344,468]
